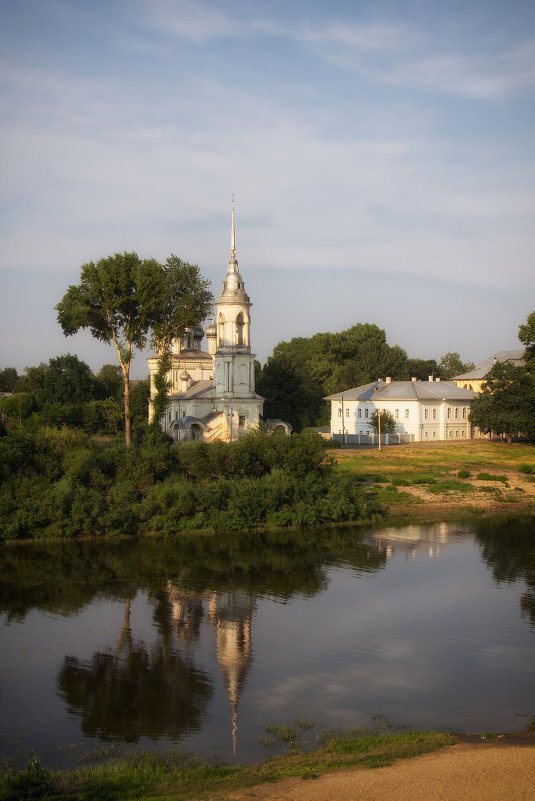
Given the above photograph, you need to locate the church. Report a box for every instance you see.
[147,207,264,442]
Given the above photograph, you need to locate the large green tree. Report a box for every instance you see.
[0,367,18,392]
[518,311,535,369]
[260,323,409,428]
[56,252,212,446]
[469,362,535,441]
[438,352,475,380]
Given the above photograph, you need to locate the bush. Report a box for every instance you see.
[411,475,436,485]
[518,463,534,474]
[0,755,54,800]
[391,477,410,486]
[457,469,470,478]
[476,472,508,483]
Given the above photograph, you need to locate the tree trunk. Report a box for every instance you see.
[123,367,131,447]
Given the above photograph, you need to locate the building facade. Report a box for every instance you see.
[453,350,524,392]
[147,207,264,442]
[326,377,478,443]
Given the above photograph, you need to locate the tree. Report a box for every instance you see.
[0,367,19,392]
[43,354,96,405]
[518,311,535,369]
[369,409,397,435]
[469,362,535,441]
[16,363,48,403]
[0,393,35,427]
[439,352,475,380]
[56,252,212,447]
[96,364,123,399]
[405,358,440,381]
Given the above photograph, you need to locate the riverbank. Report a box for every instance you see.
[3,729,534,800]
[331,440,535,523]
[226,739,535,801]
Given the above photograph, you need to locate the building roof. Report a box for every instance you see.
[325,380,478,402]
[453,350,524,380]
[169,380,215,400]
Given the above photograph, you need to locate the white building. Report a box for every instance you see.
[326,377,478,443]
[148,207,264,442]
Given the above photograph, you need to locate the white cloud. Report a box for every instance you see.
[139,0,240,42]
[377,40,535,99]
[300,20,412,52]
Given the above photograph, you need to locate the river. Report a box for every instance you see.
[1,518,534,767]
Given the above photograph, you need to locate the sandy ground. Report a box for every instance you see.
[225,742,535,801]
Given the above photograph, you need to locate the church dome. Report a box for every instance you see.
[205,321,217,338]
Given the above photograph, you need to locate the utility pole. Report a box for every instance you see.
[378,408,381,451]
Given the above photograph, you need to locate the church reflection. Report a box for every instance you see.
[56,584,256,755]
[167,584,255,755]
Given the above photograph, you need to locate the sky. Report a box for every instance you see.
[1,0,534,379]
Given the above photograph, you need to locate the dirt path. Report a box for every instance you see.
[225,743,535,801]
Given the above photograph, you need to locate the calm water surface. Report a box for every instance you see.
[1,519,534,767]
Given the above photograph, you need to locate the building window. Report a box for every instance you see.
[338,408,342,418]
[405,409,409,419]
[364,408,369,418]
[424,408,429,419]
[432,431,437,438]
[346,408,349,417]
[462,407,467,418]
[395,409,399,419]
[447,407,451,418]
[358,408,362,418]
[433,408,437,419]
[455,407,459,418]
[239,415,246,427]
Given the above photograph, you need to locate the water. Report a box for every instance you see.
[1,519,534,767]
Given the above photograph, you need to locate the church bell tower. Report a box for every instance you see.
[213,201,257,401]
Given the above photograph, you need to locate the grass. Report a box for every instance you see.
[0,729,458,801]
[330,441,535,521]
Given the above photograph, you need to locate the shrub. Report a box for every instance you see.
[518,463,534,474]
[0,755,54,800]
[391,477,410,486]
[476,472,508,483]
[427,480,474,494]
[411,475,436,485]
[457,469,470,478]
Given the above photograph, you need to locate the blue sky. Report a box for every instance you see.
[1,0,534,378]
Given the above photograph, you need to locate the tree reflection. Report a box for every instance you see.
[475,517,535,625]
[0,528,387,622]
[57,599,212,741]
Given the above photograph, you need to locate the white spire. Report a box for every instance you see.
[230,195,236,260]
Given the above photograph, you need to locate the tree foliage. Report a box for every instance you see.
[56,252,212,446]
[369,409,397,435]
[518,310,535,369]
[0,367,18,392]
[257,323,409,429]
[469,362,535,441]
[438,352,475,380]
[0,429,380,540]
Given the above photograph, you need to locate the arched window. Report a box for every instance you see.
[236,312,245,346]
[218,313,225,347]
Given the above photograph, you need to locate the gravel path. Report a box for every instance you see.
[225,742,535,801]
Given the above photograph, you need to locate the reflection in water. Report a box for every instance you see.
[57,597,213,741]
[167,585,255,754]
[1,521,534,765]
